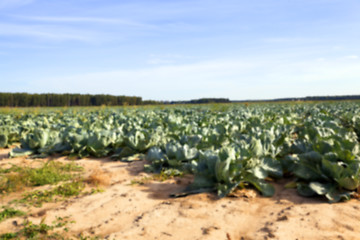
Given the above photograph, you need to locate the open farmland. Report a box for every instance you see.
[1,102,360,239]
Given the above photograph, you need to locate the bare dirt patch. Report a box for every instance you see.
[1,153,360,239]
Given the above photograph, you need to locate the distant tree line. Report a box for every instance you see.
[268,95,360,102]
[233,95,360,103]
[0,93,232,107]
[169,98,231,104]
[188,98,230,104]
[2,92,357,107]
[301,95,360,101]
[0,93,142,107]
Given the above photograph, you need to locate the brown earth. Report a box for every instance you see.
[1,148,360,240]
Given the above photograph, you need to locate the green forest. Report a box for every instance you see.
[0,93,231,107]
[0,93,142,107]
[0,92,359,107]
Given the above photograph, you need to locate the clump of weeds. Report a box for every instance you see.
[14,180,85,207]
[0,216,74,240]
[0,206,25,222]
[0,161,83,194]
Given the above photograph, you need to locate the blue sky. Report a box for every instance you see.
[1,0,360,101]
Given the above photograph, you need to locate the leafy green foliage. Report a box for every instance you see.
[0,161,83,194]
[0,207,25,222]
[1,102,360,202]
[0,217,74,240]
[16,180,85,207]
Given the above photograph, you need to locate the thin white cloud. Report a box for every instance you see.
[147,58,174,65]
[0,0,33,9]
[29,57,360,100]
[344,55,359,59]
[11,15,155,28]
[1,15,155,43]
[0,23,96,42]
[264,37,319,43]
[30,59,255,100]
[147,54,199,65]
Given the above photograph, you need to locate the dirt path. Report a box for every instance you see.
[1,149,360,239]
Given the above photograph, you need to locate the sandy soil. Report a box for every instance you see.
[1,148,360,240]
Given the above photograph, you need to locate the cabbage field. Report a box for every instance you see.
[1,102,360,202]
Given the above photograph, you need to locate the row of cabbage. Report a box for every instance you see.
[1,103,360,202]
